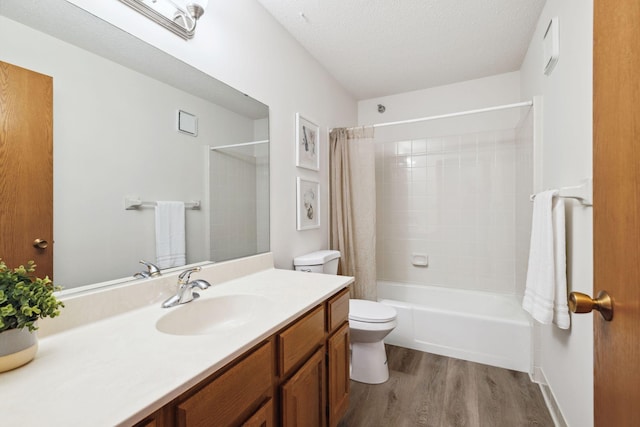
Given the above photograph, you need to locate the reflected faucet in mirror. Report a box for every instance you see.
[162,266,211,308]
[133,260,162,279]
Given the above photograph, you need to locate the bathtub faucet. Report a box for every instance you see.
[161,266,211,308]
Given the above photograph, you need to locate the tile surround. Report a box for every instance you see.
[376,129,526,295]
[210,150,266,262]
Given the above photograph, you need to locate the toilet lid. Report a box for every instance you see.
[349,299,397,323]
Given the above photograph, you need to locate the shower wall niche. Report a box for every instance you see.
[376,123,532,295]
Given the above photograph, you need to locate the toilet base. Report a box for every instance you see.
[350,340,389,384]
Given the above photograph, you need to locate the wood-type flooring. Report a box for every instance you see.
[339,345,554,427]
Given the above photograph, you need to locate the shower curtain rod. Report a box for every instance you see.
[368,100,533,129]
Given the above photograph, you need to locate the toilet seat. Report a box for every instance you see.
[349,317,398,332]
[349,299,397,323]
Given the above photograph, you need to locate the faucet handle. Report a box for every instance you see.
[139,260,161,277]
[178,266,202,284]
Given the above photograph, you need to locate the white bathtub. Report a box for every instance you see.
[378,281,531,372]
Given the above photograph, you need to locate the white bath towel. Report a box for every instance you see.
[522,190,570,329]
[155,201,186,269]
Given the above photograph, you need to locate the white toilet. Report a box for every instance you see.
[293,250,398,384]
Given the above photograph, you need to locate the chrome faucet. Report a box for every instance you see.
[161,266,211,308]
[133,260,162,279]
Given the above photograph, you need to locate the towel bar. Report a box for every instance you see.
[124,197,201,210]
[529,178,592,206]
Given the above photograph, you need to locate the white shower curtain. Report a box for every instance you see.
[329,126,377,300]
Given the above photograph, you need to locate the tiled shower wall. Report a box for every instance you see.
[210,150,258,262]
[375,129,520,295]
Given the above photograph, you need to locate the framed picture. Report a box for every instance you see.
[296,178,320,230]
[296,113,320,171]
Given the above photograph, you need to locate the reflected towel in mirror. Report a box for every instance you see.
[155,201,186,269]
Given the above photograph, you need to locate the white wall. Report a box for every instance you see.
[520,1,594,426]
[65,0,358,270]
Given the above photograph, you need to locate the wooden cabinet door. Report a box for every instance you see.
[281,348,326,427]
[327,323,350,427]
[0,61,53,278]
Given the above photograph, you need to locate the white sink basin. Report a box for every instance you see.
[156,294,270,336]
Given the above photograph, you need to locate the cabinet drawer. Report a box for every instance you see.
[177,341,273,427]
[242,398,274,427]
[278,305,324,377]
[327,288,350,333]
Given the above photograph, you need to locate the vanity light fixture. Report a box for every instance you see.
[118,0,209,39]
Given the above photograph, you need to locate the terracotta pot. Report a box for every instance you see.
[0,328,38,373]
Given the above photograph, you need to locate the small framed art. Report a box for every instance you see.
[296,177,320,230]
[296,113,320,171]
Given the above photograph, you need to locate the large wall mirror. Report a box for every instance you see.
[0,0,269,291]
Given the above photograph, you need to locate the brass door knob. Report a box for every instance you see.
[569,290,613,321]
[33,239,49,249]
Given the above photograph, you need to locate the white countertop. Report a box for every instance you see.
[0,255,352,426]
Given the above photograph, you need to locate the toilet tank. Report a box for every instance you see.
[293,250,341,274]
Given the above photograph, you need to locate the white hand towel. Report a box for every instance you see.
[155,201,186,269]
[523,190,570,329]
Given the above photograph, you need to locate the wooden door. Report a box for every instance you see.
[327,323,350,427]
[593,0,640,425]
[0,61,53,278]
[281,348,326,427]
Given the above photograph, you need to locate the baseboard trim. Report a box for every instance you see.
[529,366,546,385]
[537,375,568,427]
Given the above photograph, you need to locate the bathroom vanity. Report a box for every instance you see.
[0,253,353,426]
[137,287,350,427]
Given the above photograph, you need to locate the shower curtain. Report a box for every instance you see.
[329,126,377,300]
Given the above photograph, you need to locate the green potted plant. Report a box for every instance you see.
[0,259,63,373]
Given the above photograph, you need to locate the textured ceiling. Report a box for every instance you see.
[256,0,546,100]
